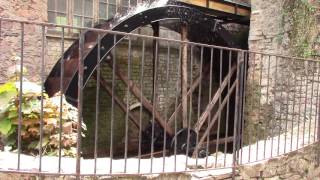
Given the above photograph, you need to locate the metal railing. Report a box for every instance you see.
[0,17,319,178]
[241,53,320,164]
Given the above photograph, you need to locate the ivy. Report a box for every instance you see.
[282,0,318,58]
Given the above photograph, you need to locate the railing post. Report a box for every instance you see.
[317,89,320,166]
[318,91,320,141]
[232,50,245,179]
[237,51,246,163]
[151,21,159,105]
[232,51,239,179]
[181,23,188,128]
[76,30,84,180]
[17,22,24,171]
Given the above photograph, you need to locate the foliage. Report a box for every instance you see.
[282,0,318,58]
[0,81,86,157]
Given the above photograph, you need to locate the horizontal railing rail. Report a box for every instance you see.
[0,17,318,179]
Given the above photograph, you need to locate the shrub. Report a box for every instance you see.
[0,81,86,157]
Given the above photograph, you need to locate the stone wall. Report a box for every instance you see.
[0,0,47,83]
[244,0,320,144]
[236,142,320,179]
[249,0,319,56]
[0,1,75,82]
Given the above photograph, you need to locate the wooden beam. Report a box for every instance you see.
[181,23,188,128]
[194,64,236,132]
[107,60,174,136]
[151,22,160,104]
[180,0,250,16]
[208,136,234,145]
[193,79,237,157]
[167,65,210,125]
[94,75,141,129]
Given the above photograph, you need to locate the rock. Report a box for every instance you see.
[262,168,277,178]
[239,167,257,178]
[264,177,280,180]
[290,174,303,180]
[307,166,320,179]
[63,122,73,134]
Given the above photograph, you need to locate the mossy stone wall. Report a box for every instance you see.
[245,0,320,145]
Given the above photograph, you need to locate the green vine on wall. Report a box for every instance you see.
[282,0,318,58]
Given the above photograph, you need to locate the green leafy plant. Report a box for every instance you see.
[0,82,16,135]
[0,81,86,157]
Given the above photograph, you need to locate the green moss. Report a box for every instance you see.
[281,0,318,58]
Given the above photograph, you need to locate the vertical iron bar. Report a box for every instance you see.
[248,52,256,162]
[236,52,245,164]
[314,62,320,142]
[296,66,303,150]
[240,52,248,163]
[302,63,309,146]
[318,94,320,166]
[94,33,101,176]
[205,48,214,168]
[162,41,170,173]
[124,37,132,173]
[263,55,271,159]
[308,61,315,144]
[138,39,145,174]
[317,69,320,141]
[109,34,117,174]
[195,46,204,168]
[232,51,240,179]
[58,26,65,173]
[173,45,182,172]
[277,57,284,156]
[284,58,291,153]
[0,19,1,40]
[215,48,223,167]
[185,45,193,170]
[256,54,263,161]
[181,24,188,128]
[17,22,24,170]
[271,56,278,157]
[223,50,232,166]
[76,30,84,179]
[151,22,159,103]
[290,58,297,151]
[39,25,45,172]
[150,39,159,173]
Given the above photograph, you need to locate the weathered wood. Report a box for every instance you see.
[136,149,169,158]
[208,136,234,145]
[194,65,237,132]
[181,0,250,16]
[107,61,174,136]
[151,22,159,104]
[181,23,188,128]
[167,65,210,125]
[194,79,237,157]
[94,75,141,129]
